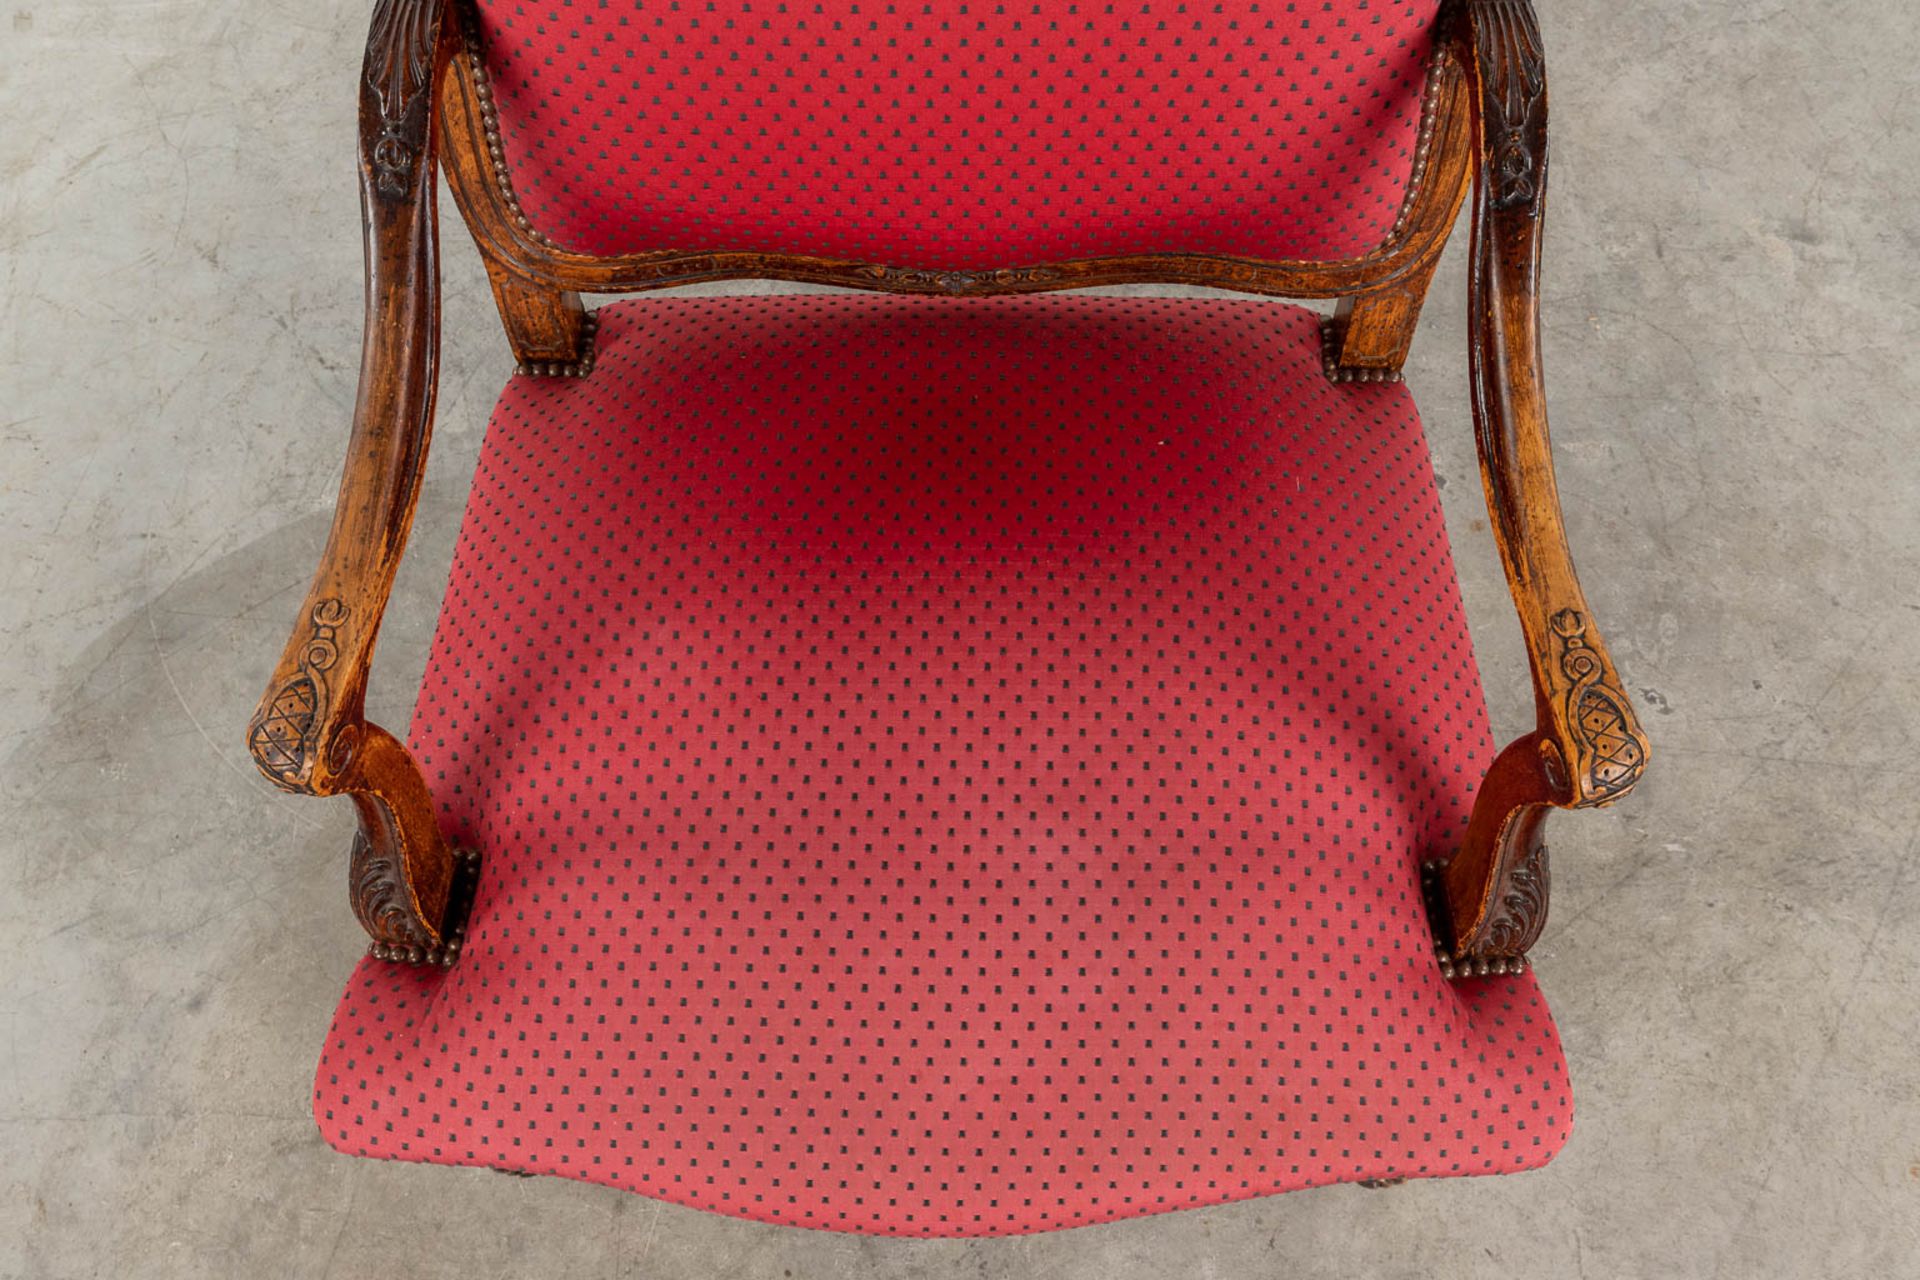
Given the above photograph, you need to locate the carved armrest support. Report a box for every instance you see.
[246,0,463,955]
[1433,0,1651,964]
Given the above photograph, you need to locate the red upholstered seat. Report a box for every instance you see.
[471,0,1442,266]
[315,294,1573,1234]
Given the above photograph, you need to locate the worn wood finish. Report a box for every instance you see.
[1325,47,1474,373]
[1329,252,1448,372]
[253,0,1647,969]
[246,0,460,951]
[483,263,589,370]
[1435,0,1651,963]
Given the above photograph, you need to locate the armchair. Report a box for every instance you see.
[249,0,1648,1232]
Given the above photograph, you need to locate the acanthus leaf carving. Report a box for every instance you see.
[349,826,429,948]
[366,0,445,199]
[1483,837,1549,956]
[1474,0,1546,213]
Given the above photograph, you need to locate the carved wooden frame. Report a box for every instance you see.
[246,0,462,960]
[1426,0,1650,967]
[249,0,1646,969]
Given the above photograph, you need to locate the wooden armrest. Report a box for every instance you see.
[1434,0,1652,966]
[245,0,463,959]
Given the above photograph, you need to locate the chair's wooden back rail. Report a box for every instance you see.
[435,3,1476,373]
[246,0,1647,970]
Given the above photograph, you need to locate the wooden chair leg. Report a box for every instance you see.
[485,266,592,372]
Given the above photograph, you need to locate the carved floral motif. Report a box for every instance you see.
[860,265,1062,293]
[249,599,350,789]
[1550,609,1646,800]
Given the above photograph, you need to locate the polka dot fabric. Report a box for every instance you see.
[315,295,1574,1234]
[470,0,1442,267]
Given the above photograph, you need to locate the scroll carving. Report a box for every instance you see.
[1550,609,1647,801]
[353,812,481,963]
[1472,0,1546,213]
[366,0,444,199]
[349,821,435,951]
[349,828,424,945]
[248,599,349,791]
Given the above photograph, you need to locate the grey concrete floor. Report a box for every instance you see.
[4,1,1917,1276]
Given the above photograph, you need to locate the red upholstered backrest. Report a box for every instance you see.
[470,1,1444,268]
